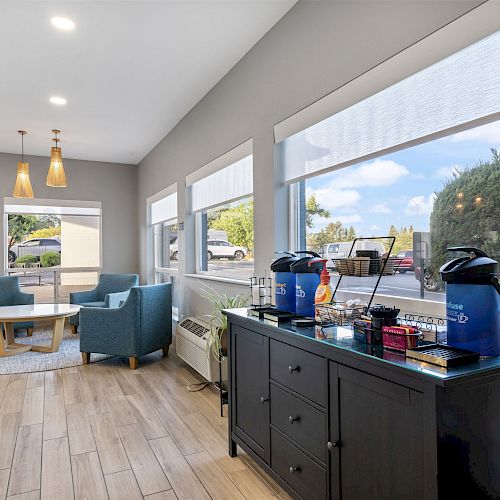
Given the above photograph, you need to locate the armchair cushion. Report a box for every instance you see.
[80,301,106,308]
[105,290,132,309]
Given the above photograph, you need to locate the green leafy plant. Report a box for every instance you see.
[8,214,38,249]
[200,281,250,361]
[15,254,38,266]
[429,149,500,279]
[41,251,61,267]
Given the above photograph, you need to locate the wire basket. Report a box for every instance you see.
[332,257,401,277]
[315,302,364,326]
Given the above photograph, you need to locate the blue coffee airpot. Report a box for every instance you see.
[290,251,324,318]
[271,252,300,313]
[440,247,500,357]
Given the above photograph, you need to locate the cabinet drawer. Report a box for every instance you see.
[270,384,326,463]
[270,340,326,406]
[271,428,326,500]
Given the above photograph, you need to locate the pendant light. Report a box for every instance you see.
[12,130,34,198]
[46,129,67,187]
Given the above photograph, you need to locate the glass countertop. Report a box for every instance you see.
[225,308,500,382]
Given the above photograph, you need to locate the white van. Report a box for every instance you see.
[324,241,386,267]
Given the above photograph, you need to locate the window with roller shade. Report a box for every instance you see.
[149,188,178,315]
[188,140,254,280]
[5,200,102,303]
[278,32,500,304]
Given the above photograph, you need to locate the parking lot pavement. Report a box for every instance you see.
[203,261,444,302]
[18,261,443,303]
[329,271,445,302]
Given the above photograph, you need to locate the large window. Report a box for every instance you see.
[280,32,500,304]
[4,201,101,303]
[150,188,178,316]
[291,120,499,302]
[188,143,254,281]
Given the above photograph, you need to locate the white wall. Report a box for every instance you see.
[1,152,138,275]
[137,0,485,318]
[60,215,100,285]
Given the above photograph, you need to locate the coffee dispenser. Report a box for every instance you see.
[440,247,500,357]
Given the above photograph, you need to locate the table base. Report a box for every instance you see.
[1,316,68,356]
[1,323,33,357]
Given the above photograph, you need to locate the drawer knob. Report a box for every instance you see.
[289,466,300,474]
[288,415,300,424]
[328,441,339,450]
[288,365,300,373]
[260,396,269,404]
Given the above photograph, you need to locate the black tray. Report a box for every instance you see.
[247,306,277,319]
[406,343,479,368]
[263,311,298,325]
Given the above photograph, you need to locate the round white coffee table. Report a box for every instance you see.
[0,304,81,356]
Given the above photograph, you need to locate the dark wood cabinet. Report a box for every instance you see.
[230,324,270,462]
[330,363,424,500]
[226,310,500,500]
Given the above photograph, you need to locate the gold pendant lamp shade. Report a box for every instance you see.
[46,129,67,187]
[12,130,34,198]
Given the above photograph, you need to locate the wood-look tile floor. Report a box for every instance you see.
[0,348,292,500]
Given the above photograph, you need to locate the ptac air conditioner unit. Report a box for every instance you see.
[176,317,226,383]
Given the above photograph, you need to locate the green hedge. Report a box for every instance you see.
[429,149,500,277]
[41,252,61,268]
[15,254,37,265]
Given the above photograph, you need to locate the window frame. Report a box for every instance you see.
[152,218,179,320]
[146,184,179,319]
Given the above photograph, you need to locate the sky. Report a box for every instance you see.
[306,120,500,237]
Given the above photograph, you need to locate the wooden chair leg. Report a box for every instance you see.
[162,345,170,356]
[27,328,34,337]
[70,325,78,335]
[129,356,138,370]
[81,352,91,364]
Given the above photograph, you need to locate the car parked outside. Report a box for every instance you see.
[9,237,61,263]
[395,250,414,273]
[171,239,247,261]
[415,266,443,291]
[207,240,247,260]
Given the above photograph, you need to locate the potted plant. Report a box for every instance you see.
[201,282,249,361]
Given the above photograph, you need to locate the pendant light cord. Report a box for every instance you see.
[21,133,24,162]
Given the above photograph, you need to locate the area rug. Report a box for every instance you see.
[0,328,112,375]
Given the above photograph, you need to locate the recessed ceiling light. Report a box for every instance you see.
[49,96,67,105]
[51,17,75,31]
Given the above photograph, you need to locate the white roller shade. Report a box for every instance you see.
[151,192,177,225]
[190,154,253,212]
[280,30,500,184]
[4,198,101,216]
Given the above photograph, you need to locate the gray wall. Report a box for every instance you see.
[1,152,138,274]
[138,0,481,318]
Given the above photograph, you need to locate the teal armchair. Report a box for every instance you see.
[0,276,34,336]
[69,273,139,333]
[79,283,172,369]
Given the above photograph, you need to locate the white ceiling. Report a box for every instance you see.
[0,1,296,164]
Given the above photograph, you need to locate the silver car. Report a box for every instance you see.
[9,237,61,263]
